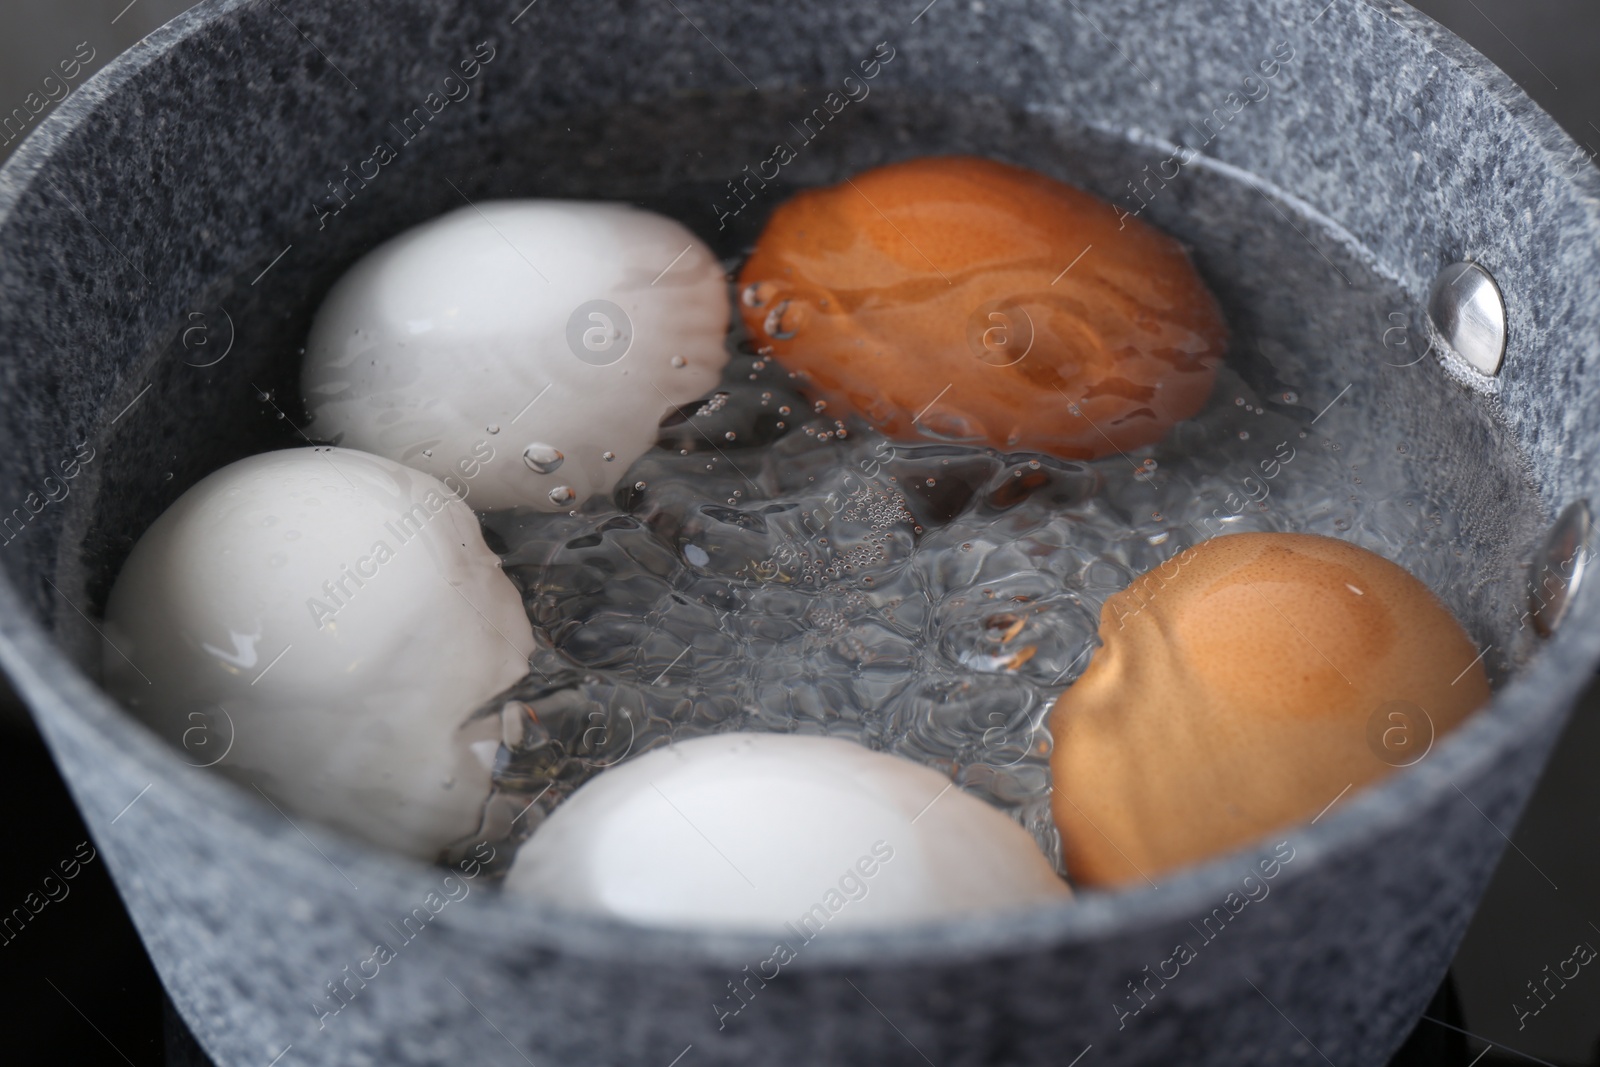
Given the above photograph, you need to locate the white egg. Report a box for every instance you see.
[301,201,729,512]
[102,447,535,859]
[504,733,1070,930]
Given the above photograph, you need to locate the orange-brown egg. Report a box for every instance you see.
[737,156,1228,458]
[1048,532,1489,887]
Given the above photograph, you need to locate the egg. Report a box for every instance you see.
[737,156,1227,458]
[505,733,1070,929]
[1048,532,1489,887]
[302,201,730,512]
[102,447,536,860]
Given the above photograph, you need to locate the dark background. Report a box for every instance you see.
[2,0,1597,1063]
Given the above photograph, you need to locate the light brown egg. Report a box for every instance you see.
[737,156,1227,459]
[1048,532,1489,888]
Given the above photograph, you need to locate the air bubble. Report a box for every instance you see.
[694,392,732,418]
[671,355,688,368]
[486,424,501,435]
[603,451,617,462]
[523,443,565,474]
[548,485,577,506]
[763,300,804,340]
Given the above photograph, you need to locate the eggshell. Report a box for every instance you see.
[102,447,536,859]
[1048,532,1489,886]
[737,156,1226,458]
[302,201,729,511]
[505,732,1070,929]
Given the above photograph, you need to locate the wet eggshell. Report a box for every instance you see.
[302,201,729,511]
[737,156,1227,458]
[505,732,1070,930]
[102,447,536,860]
[1048,532,1489,887]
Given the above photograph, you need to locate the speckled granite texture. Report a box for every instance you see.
[2,1,1599,1065]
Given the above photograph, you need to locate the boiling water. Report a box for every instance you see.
[78,91,1537,889]
[459,275,1474,881]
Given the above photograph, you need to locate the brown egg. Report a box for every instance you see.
[737,156,1227,459]
[1048,532,1489,888]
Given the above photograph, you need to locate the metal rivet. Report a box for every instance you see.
[1428,262,1506,377]
[1529,500,1592,638]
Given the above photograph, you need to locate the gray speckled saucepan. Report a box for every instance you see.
[2,0,1598,1064]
